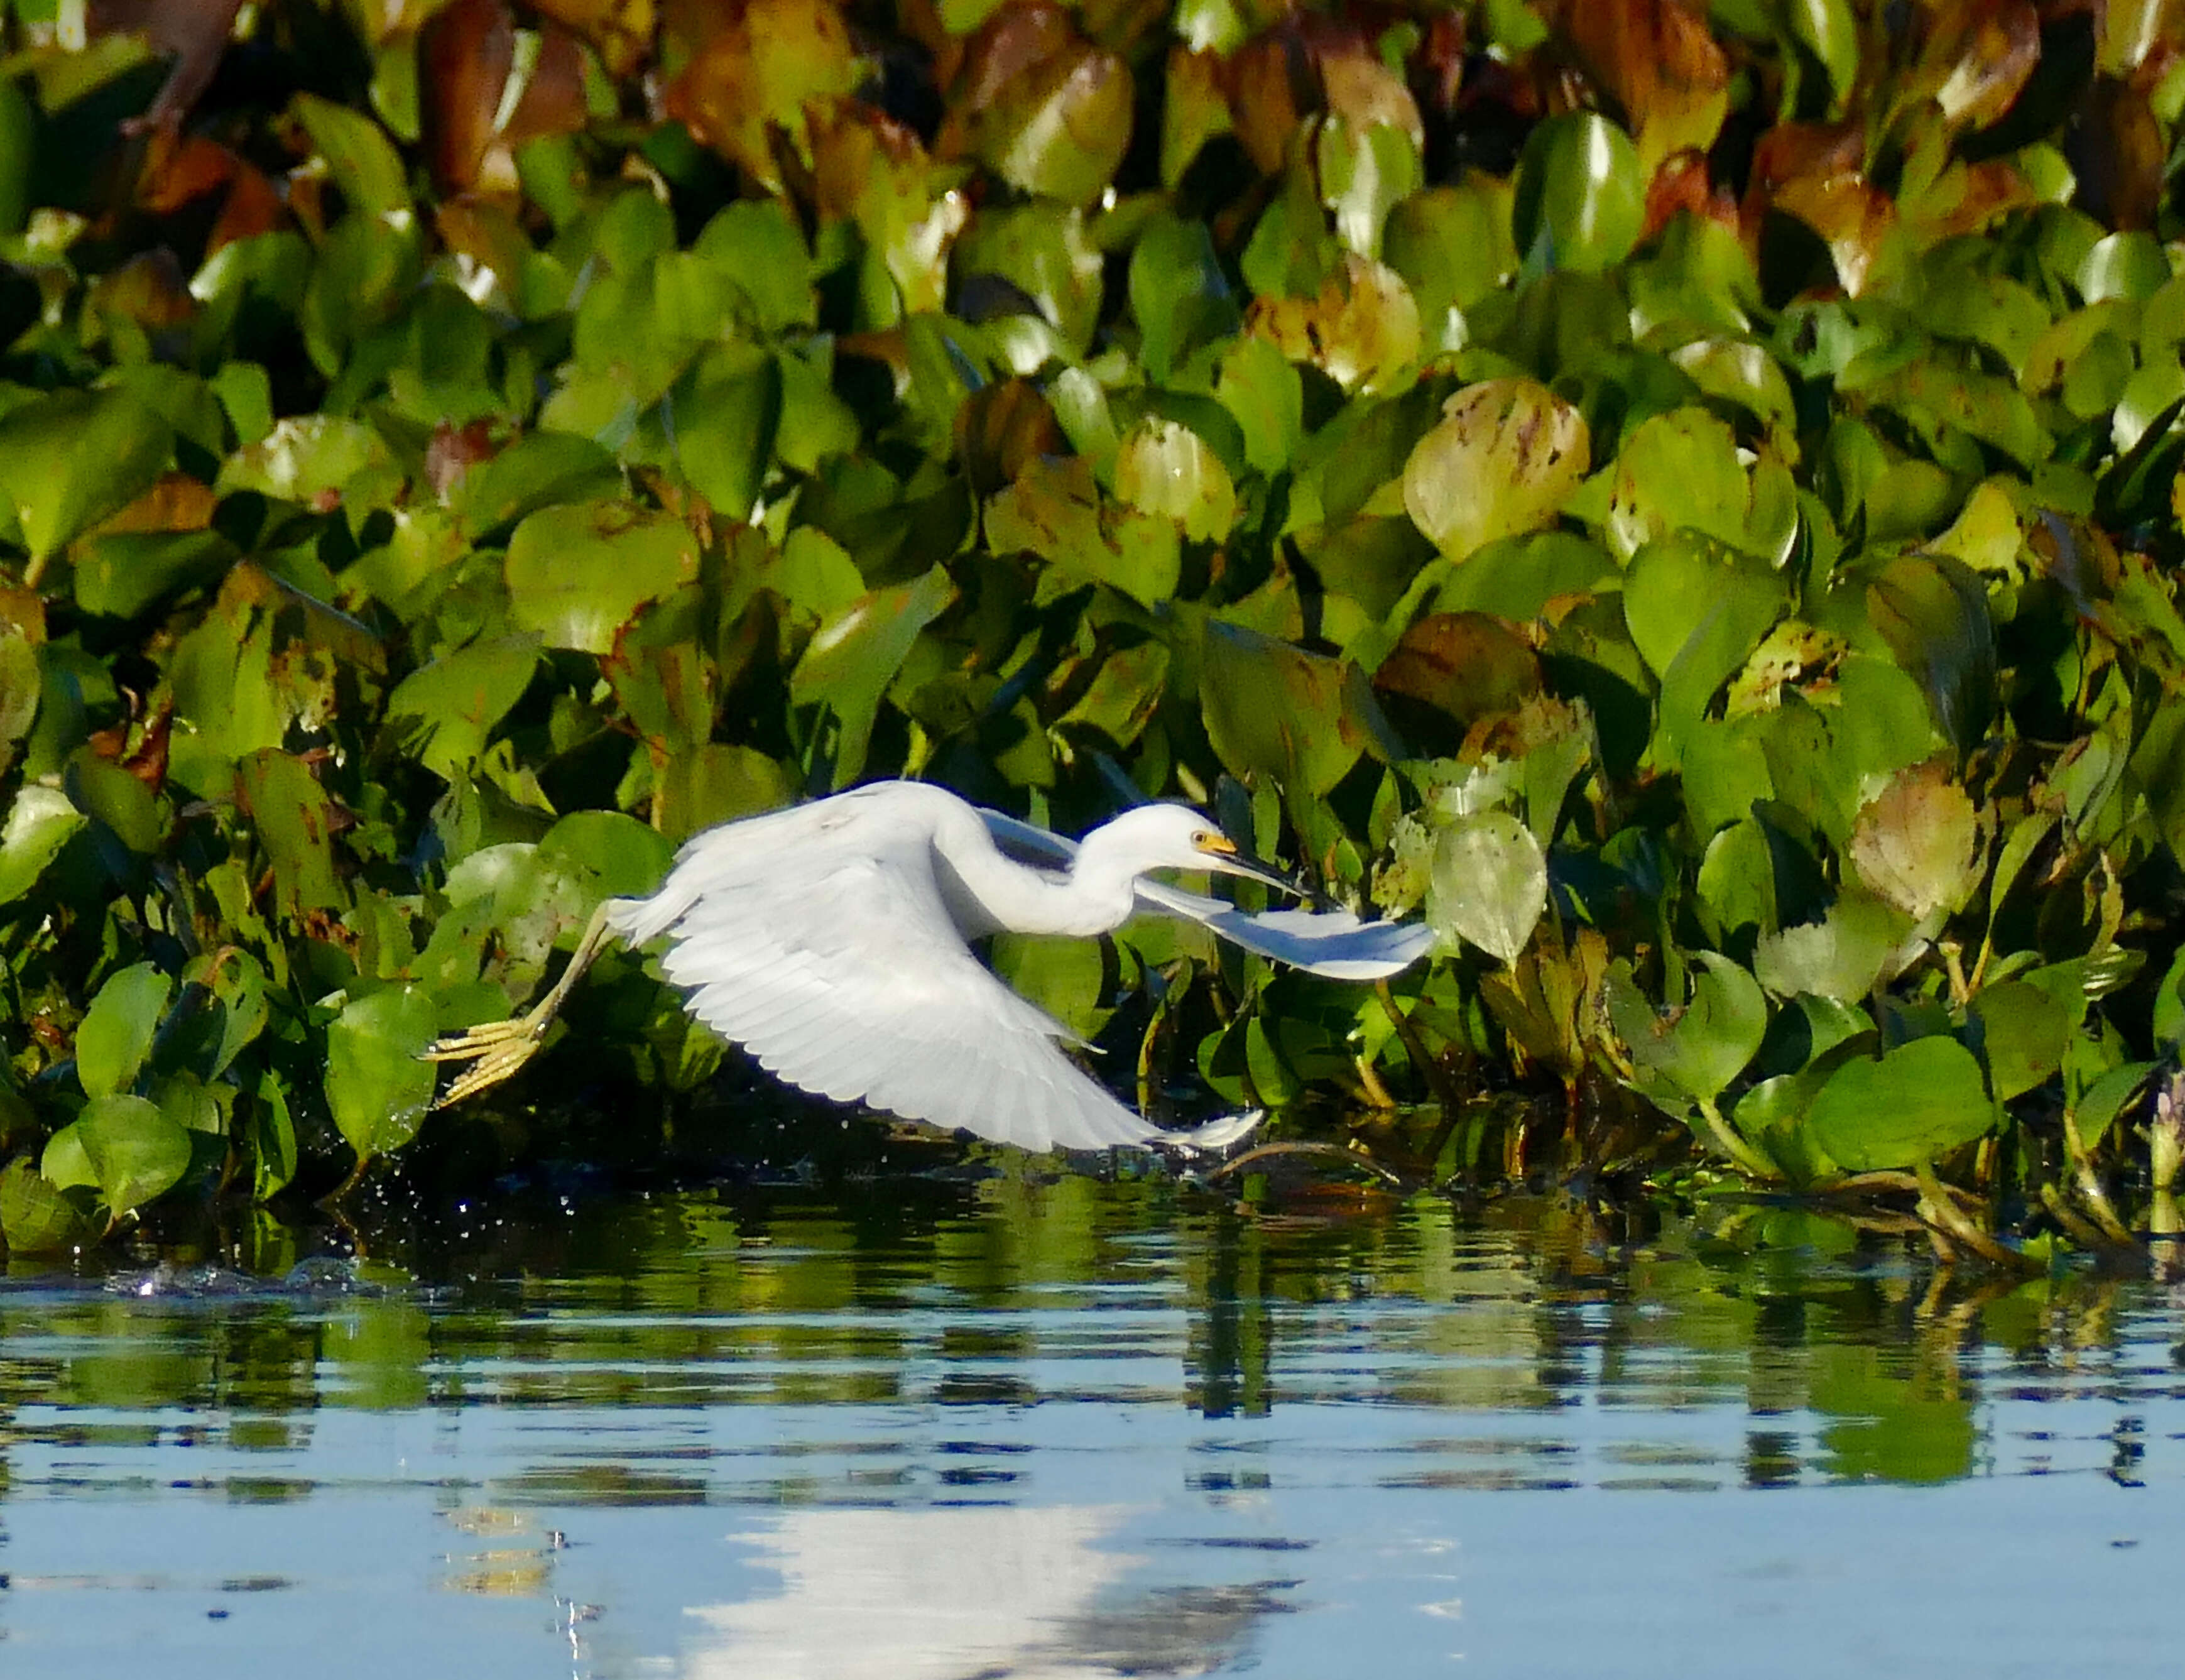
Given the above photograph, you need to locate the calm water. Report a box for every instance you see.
[3,1172,2181,1677]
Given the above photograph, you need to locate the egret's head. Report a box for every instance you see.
[1091,805,1300,894]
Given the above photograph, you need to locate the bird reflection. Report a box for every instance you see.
[680,1503,1287,1679]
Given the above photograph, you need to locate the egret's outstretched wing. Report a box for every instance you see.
[1131,881,1434,979]
[611,799,1246,1154]
[979,807,1431,980]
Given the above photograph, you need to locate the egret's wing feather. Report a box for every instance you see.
[1133,880,1434,979]
[978,807,1077,867]
[626,807,1214,1152]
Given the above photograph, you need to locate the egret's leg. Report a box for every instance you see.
[425,901,623,1106]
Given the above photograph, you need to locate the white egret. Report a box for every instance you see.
[426,780,1431,1152]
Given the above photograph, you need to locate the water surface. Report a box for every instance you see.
[3,1175,2180,1677]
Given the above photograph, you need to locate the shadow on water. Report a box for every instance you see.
[3,1144,2184,1677]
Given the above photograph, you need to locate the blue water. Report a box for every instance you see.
[2,1180,2179,1676]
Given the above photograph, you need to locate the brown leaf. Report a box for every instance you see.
[1226,32,1312,173]
[501,26,593,150]
[665,0,858,188]
[532,0,655,79]
[1919,0,2041,130]
[2073,75,2167,231]
[955,379,1065,496]
[1849,761,1985,922]
[1557,0,1729,170]
[85,474,217,538]
[1375,613,1542,731]
[1643,150,1738,241]
[421,0,515,195]
[94,0,242,133]
[1247,253,1420,393]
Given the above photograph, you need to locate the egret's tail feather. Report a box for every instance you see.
[1145,1108,1263,1154]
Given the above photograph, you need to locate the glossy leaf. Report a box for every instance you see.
[1403,379,1589,564]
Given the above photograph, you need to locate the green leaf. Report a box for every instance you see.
[789,565,957,789]
[1128,215,1240,383]
[538,810,676,902]
[326,987,440,1163]
[0,388,173,565]
[1427,812,1547,966]
[0,1158,90,1253]
[1513,112,1644,275]
[1806,1035,1994,1172]
[76,962,173,1099]
[43,1094,193,1218]
[1201,623,1396,796]
[236,750,347,920]
[669,344,782,521]
[0,784,87,904]
[505,505,700,655]
[0,75,30,236]
[1863,555,1997,759]
[989,932,1111,1042]
[1752,892,1909,1003]
[1969,980,2072,1101]
[385,636,541,777]
[291,92,412,219]
[692,199,817,332]
[1847,763,1983,922]
[1610,952,1768,1107]
[1114,419,1236,542]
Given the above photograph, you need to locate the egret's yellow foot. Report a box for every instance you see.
[424,1013,552,1107]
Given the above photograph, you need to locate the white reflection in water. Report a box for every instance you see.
[683,1503,1283,1680]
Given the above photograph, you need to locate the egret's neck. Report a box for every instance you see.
[933,815,1142,939]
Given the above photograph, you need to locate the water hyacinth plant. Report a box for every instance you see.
[3,0,2185,1263]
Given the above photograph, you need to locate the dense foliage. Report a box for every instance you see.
[6,0,2185,1259]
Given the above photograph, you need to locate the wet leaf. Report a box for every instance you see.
[76,963,173,1099]
[326,987,439,1164]
[1403,379,1589,564]
[1428,812,1547,966]
[1806,1035,1992,1172]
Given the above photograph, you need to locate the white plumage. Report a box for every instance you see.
[428,781,1430,1152]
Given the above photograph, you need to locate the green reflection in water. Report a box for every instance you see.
[0,1176,2169,1494]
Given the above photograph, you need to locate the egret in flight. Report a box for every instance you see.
[427,781,1430,1152]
